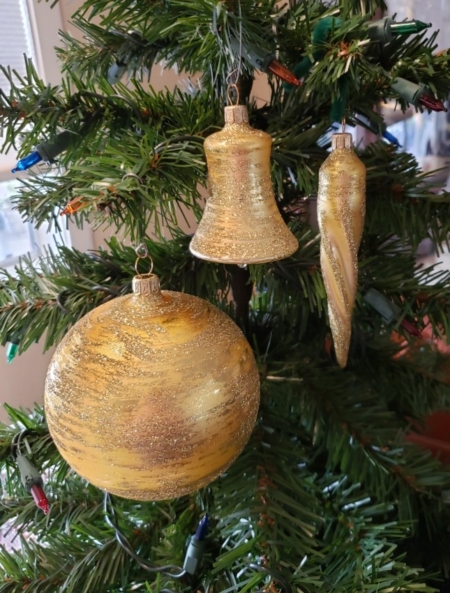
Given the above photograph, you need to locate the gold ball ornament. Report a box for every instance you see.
[45,273,260,501]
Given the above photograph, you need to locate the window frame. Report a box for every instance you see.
[26,0,66,87]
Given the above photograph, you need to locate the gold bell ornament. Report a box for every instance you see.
[190,102,298,264]
[45,248,260,501]
[318,133,366,368]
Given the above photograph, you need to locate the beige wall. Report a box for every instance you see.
[0,347,54,422]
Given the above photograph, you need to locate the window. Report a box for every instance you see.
[0,0,36,179]
[0,1,79,269]
[0,180,37,266]
[0,0,35,92]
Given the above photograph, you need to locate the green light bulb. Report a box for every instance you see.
[390,20,431,35]
[6,342,19,363]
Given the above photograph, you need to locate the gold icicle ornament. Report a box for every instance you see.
[45,249,260,501]
[318,133,366,368]
[190,104,298,264]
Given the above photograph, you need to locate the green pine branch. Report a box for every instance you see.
[0,237,232,352]
[56,24,166,82]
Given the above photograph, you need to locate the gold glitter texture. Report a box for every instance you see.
[44,273,260,501]
[318,133,366,368]
[190,105,298,264]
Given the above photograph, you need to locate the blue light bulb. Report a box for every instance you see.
[195,514,209,541]
[382,130,401,147]
[11,151,42,173]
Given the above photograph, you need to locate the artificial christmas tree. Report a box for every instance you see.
[1,0,450,592]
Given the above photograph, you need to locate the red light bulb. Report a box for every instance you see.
[419,94,448,112]
[401,319,422,338]
[30,484,50,514]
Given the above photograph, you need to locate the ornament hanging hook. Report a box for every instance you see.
[226,0,243,102]
[134,243,154,277]
[235,0,243,78]
[341,118,346,134]
[226,81,240,105]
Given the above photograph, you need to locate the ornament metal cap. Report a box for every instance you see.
[224,105,249,124]
[132,273,161,295]
[332,133,353,150]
